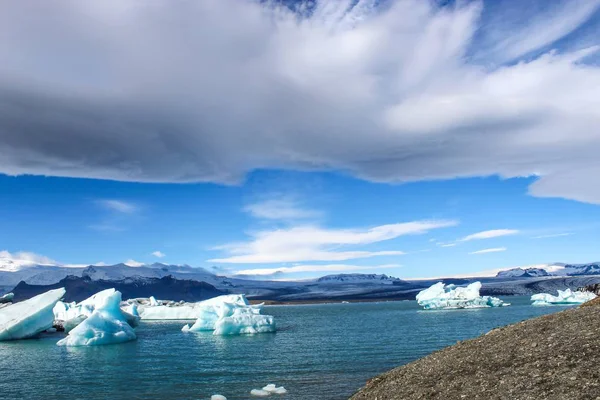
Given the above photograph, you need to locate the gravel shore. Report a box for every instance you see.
[350,300,600,400]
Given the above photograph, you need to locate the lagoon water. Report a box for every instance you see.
[0,296,569,400]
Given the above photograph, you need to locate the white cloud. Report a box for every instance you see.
[209,219,457,264]
[124,259,144,267]
[460,229,519,241]
[244,198,320,221]
[151,251,165,258]
[234,263,400,276]
[98,199,137,214]
[439,243,457,247]
[531,232,574,239]
[469,247,507,255]
[0,1,599,203]
[0,250,57,267]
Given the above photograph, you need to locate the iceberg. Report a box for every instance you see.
[262,384,287,394]
[531,289,596,305]
[57,290,137,346]
[0,292,14,304]
[185,294,276,335]
[53,288,139,331]
[133,294,251,320]
[0,288,65,341]
[416,282,509,310]
[211,396,227,400]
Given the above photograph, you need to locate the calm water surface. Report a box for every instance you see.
[0,296,571,400]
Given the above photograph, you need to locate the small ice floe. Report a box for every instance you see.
[416,282,509,310]
[181,324,190,332]
[0,288,65,341]
[250,389,271,397]
[250,384,287,396]
[531,289,596,305]
[211,395,227,400]
[0,292,14,304]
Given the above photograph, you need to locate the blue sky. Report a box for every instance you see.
[1,0,600,279]
[2,172,600,279]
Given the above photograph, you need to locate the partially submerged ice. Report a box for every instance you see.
[531,289,596,306]
[416,282,509,310]
[53,288,139,332]
[57,290,136,346]
[183,294,276,335]
[0,288,65,341]
[250,384,287,397]
[0,292,14,304]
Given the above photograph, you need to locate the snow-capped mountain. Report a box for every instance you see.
[496,267,550,278]
[496,263,600,278]
[317,274,402,284]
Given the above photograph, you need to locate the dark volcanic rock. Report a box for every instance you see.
[350,301,600,400]
[11,275,224,302]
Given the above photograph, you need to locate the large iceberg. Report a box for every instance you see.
[132,294,250,320]
[531,289,596,305]
[57,290,136,346]
[416,282,509,310]
[0,288,65,341]
[53,288,139,331]
[183,294,276,335]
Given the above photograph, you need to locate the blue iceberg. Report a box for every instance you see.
[531,289,596,306]
[416,282,509,310]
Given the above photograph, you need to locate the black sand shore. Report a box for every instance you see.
[350,299,600,400]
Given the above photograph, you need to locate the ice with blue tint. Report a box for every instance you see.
[0,292,14,304]
[531,289,596,306]
[53,288,139,331]
[184,294,276,335]
[0,288,65,341]
[416,282,509,310]
[57,290,137,346]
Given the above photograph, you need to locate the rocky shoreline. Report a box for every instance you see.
[350,300,600,400]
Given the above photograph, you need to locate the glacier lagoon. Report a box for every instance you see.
[0,296,573,400]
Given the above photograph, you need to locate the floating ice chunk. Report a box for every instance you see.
[185,295,275,335]
[531,289,596,306]
[149,296,160,306]
[54,289,139,331]
[181,324,190,332]
[211,395,227,400]
[0,288,65,341]
[262,384,287,394]
[0,292,14,304]
[416,282,509,310]
[137,304,199,320]
[133,294,252,320]
[57,290,136,346]
[250,389,271,397]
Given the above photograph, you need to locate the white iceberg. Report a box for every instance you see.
[531,289,596,305]
[134,294,250,320]
[416,282,509,310]
[0,288,65,341]
[250,389,271,397]
[185,294,276,335]
[53,289,139,331]
[211,395,227,400]
[57,290,137,346]
[263,384,287,394]
[0,292,14,304]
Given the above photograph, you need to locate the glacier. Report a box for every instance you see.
[57,290,137,346]
[416,282,509,310]
[183,294,276,335]
[0,288,65,341]
[531,289,596,306]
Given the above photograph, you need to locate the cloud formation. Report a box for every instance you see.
[460,229,519,241]
[151,251,166,258]
[1,1,600,202]
[469,247,507,255]
[244,198,320,221]
[98,200,137,214]
[209,219,456,263]
[234,263,400,277]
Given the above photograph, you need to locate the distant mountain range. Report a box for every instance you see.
[3,255,600,302]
